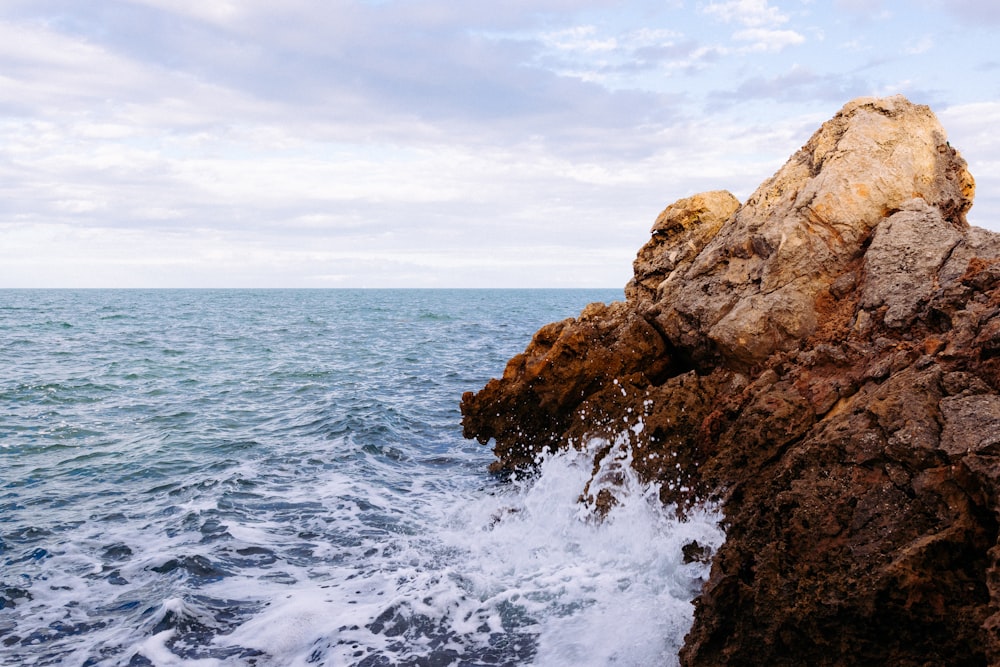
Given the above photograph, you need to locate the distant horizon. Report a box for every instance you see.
[0,286,626,291]
[1,1,997,288]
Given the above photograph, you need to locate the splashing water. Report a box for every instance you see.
[212,442,723,667]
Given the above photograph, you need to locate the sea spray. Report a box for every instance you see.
[461,440,724,667]
[211,441,723,667]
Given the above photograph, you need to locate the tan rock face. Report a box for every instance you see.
[461,95,1000,665]
[625,190,739,304]
[656,95,975,365]
[860,198,964,328]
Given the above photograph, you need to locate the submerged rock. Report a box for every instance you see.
[461,95,1000,665]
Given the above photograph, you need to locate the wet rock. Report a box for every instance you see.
[461,300,672,472]
[682,541,713,565]
[461,95,1000,665]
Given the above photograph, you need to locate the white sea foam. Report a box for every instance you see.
[3,422,722,666]
[207,438,724,667]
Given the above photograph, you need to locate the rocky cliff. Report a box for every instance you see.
[461,96,1000,665]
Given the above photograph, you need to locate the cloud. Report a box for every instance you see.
[0,20,160,112]
[733,27,806,52]
[0,1,995,286]
[830,0,892,22]
[701,0,790,27]
[540,25,619,53]
[527,23,711,89]
[0,3,686,160]
[709,65,869,104]
[937,0,1000,25]
[902,35,934,55]
[699,1,803,53]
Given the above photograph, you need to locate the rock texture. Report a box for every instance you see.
[461,96,1000,665]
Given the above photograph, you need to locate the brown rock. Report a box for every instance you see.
[460,95,1000,665]
[940,394,1000,456]
[461,300,671,472]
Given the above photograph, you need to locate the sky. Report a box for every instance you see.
[1,0,998,288]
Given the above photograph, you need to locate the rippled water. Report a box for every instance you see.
[0,289,722,666]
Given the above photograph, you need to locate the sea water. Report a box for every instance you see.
[0,289,723,666]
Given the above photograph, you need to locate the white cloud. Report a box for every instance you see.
[872,79,913,97]
[734,28,806,52]
[629,27,685,45]
[542,25,619,53]
[0,1,995,286]
[833,0,891,19]
[527,24,695,88]
[0,20,152,107]
[699,2,804,54]
[903,35,934,55]
[937,0,1000,25]
[0,92,820,287]
[702,0,790,27]
[126,0,245,24]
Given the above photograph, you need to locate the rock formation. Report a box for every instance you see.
[461,95,1000,665]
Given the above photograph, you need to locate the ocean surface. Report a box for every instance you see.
[0,289,723,667]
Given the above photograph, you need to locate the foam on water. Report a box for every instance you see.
[0,290,724,666]
[205,438,723,667]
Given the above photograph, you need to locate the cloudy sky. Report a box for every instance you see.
[1,0,998,287]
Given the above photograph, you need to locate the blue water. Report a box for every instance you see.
[0,289,722,666]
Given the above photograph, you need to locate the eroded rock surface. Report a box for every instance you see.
[461,96,1000,665]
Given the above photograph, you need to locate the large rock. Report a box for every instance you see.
[654,95,974,366]
[461,95,1000,665]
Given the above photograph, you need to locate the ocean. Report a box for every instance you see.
[0,289,723,667]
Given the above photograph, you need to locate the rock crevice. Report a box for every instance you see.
[461,95,1000,665]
